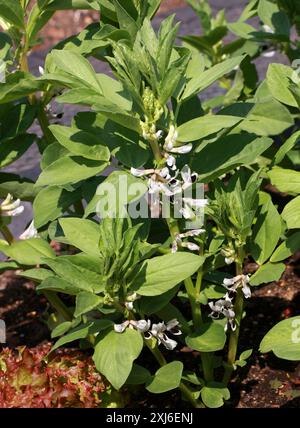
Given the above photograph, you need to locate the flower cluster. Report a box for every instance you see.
[221,247,236,265]
[131,124,208,251]
[171,228,205,253]
[223,274,251,299]
[209,293,236,332]
[114,318,182,350]
[208,274,251,332]
[0,194,24,217]
[124,292,140,311]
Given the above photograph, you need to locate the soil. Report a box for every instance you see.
[1,254,300,408]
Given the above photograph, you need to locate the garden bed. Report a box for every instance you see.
[1,258,300,408]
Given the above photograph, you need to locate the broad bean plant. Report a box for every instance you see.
[0,0,300,408]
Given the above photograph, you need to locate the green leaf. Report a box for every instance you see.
[146,361,183,394]
[113,0,138,39]
[59,253,104,275]
[239,349,253,360]
[271,232,300,262]
[51,319,112,352]
[258,0,290,36]
[186,322,226,352]
[51,321,73,338]
[0,173,36,201]
[268,168,300,195]
[226,100,294,136]
[0,134,35,168]
[183,55,245,100]
[0,261,19,272]
[37,276,86,295]
[133,253,204,296]
[93,328,143,390]
[260,316,300,361]
[177,115,241,142]
[267,64,297,107]
[49,125,110,161]
[191,134,272,182]
[0,103,36,141]
[0,239,55,265]
[43,257,103,293]
[36,155,108,186]
[85,171,147,218]
[126,364,151,385]
[20,268,53,281]
[73,112,147,168]
[201,382,230,408]
[139,286,179,315]
[51,323,93,351]
[46,0,97,10]
[33,186,81,228]
[0,0,24,28]
[59,218,100,256]
[0,32,12,62]
[74,291,103,317]
[274,130,300,165]
[50,50,102,91]
[282,196,300,229]
[41,142,69,169]
[0,72,46,104]
[251,197,281,265]
[250,262,285,286]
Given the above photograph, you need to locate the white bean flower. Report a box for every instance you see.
[181,165,198,190]
[114,319,151,334]
[124,293,141,311]
[164,125,178,151]
[130,167,155,177]
[168,144,193,154]
[262,50,276,58]
[19,221,39,240]
[146,319,182,350]
[166,154,177,171]
[223,274,251,299]
[208,293,236,332]
[178,196,208,221]
[0,194,24,217]
[163,125,193,154]
[171,228,205,253]
[262,24,274,33]
[221,248,236,265]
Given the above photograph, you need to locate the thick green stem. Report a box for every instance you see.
[194,268,214,383]
[179,382,204,408]
[43,291,73,321]
[166,218,201,328]
[184,277,201,327]
[166,204,212,384]
[0,224,15,244]
[148,121,211,399]
[223,251,245,385]
[149,139,163,163]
